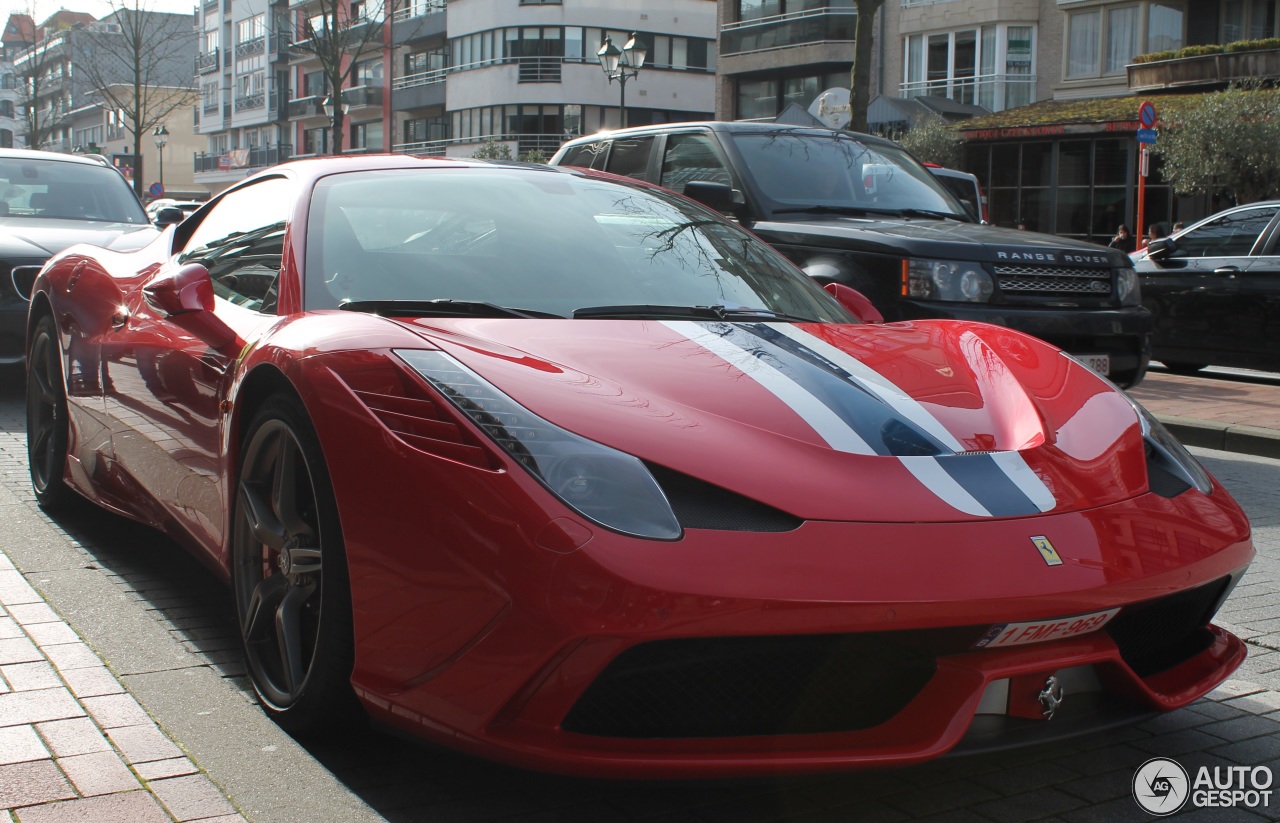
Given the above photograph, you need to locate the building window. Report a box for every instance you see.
[303,127,327,155]
[351,120,382,149]
[735,71,848,120]
[0,129,11,148]
[0,101,12,118]
[1066,1,1183,80]
[238,13,265,43]
[903,25,1035,111]
[1222,0,1276,41]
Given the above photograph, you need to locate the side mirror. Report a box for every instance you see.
[143,262,215,316]
[824,282,884,324]
[682,181,738,215]
[154,207,186,228]
[1146,236,1176,260]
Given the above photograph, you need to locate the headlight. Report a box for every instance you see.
[1117,267,1141,306]
[1122,391,1213,495]
[395,349,682,540]
[905,259,994,303]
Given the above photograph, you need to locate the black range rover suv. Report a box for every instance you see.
[550,122,1150,387]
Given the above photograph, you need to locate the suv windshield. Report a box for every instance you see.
[306,167,851,322]
[0,158,148,224]
[731,132,969,219]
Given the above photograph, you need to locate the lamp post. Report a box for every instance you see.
[596,32,646,129]
[152,124,169,190]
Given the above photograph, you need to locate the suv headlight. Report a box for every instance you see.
[1117,266,1141,306]
[904,259,994,303]
[395,349,683,540]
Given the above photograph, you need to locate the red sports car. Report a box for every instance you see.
[25,155,1252,778]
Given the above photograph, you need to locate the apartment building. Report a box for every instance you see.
[193,0,294,190]
[0,15,31,148]
[192,0,716,191]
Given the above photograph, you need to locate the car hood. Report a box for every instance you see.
[394,318,1148,523]
[0,218,157,258]
[753,217,1127,267]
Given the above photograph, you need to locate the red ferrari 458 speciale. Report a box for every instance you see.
[25,155,1252,778]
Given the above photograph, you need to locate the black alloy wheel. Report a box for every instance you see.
[26,314,72,510]
[233,394,357,733]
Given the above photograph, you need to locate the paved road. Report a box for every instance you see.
[3,372,1280,822]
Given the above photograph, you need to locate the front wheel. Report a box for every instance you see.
[26,314,72,511]
[232,394,359,734]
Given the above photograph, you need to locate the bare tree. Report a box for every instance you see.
[73,0,193,197]
[847,0,884,133]
[291,0,386,155]
[12,7,73,150]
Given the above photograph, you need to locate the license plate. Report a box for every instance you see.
[972,608,1121,649]
[1079,353,1110,376]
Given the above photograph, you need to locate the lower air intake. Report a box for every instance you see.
[562,632,951,738]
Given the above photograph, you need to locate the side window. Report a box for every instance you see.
[660,133,731,193]
[1173,207,1279,259]
[178,176,296,313]
[605,136,654,180]
[558,141,609,170]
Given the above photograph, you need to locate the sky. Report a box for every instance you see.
[0,0,196,25]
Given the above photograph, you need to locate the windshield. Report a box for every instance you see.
[0,158,148,224]
[731,132,969,219]
[305,167,852,322]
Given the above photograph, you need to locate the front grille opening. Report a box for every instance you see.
[994,265,1113,303]
[1107,577,1230,677]
[645,463,803,532]
[562,632,961,739]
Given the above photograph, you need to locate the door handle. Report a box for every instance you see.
[1213,266,1239,275]
[111,308,129,329]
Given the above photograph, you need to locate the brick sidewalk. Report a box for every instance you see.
[0,549,246,823]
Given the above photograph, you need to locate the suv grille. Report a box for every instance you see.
[995,265,1113,299]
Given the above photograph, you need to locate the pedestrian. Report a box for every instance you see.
[1147,223,1166,245]
[1172,221,1184,233]
[1108,225,1135,253]
[1016,221,1028,231]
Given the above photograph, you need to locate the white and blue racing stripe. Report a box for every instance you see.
[663,320,1057,518]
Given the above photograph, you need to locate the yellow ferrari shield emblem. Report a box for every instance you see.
[1031,536,1063,566]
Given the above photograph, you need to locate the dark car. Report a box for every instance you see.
[550,122,1150,387]
[1131,201,1280,374]
[0,149,156,368]
[926,164,986,223]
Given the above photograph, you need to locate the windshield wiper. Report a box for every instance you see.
[770,205,875,217]
[338,299,562,319]
[572,304,818,322]
[891,208,966,221]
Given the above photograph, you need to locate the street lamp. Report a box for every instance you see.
[322,95,350,155]
[597,32,646,129]
[152,124,169,190]
[321,95,349,118]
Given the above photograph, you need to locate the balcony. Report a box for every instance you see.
[234,91,265,112]
[1128,48,1280,92]
[391,70,446,110]
[288,95,324,118]
[517,56,561,83]
[196,49,219,74]
[392,0,446,46]
[900,72,1036,114]
[343,85,383,109]
[392,133,563,158]
[194,142,293,174]
[721,8,855,57]
[234,37,265,60]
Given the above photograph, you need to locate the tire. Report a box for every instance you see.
[1162,362,1207,376]
[232,393,360,734]
[26,314,73,511]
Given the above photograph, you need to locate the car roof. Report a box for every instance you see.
[231,153,583,194]
[560,121,902,151]
[0,148,127,169]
